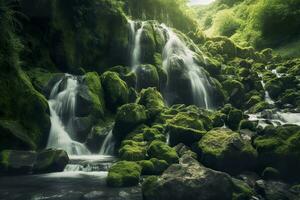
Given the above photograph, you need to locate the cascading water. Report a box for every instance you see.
[160,24,213,109]
[99,130,115,155]
[258,74,274,105]
[128,20,214,109]
[47,74,90,155]
[129,20,145,71]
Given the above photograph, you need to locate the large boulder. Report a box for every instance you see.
[107,161,142,187]
[137,87,165,118]
[0,149,69,175]
[113,103,148,141]
[254,125,300,181]
[33,149,69,173]
[222,79,245,108]
[0,150,37,174]
[101,71,129,111]
[196,128,257,174]
[147,140,179,164]
[0,68,51,150]
[142,155,233,200]
[135,64,159,90]
[76,72,106,142]
[166,112,206,146]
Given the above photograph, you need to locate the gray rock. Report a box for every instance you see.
[142,154,233,200]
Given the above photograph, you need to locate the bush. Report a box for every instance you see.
[213,9,242,37]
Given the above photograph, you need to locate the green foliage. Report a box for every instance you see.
[211,9,242,37]
[124,0,198,33]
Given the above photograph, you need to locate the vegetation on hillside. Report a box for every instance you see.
[194,0,300,57]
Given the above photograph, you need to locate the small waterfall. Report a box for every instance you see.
[129,20,145,71]
[160,24,212,109]
[47,74,90,155]
[259,74,275,105]
[99,130,115,155]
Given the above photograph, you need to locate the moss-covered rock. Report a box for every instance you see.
[0,150,36,174]
[222,79,245,108]
[107,161,142,187]
[143,127,166,142]
[148,140,179,164]
[226,108,243,130]
[239,120,257,131]
[77,72,105,118]
[33,149,69,173]
[232,178,254,200]
[135,64,159,90]
[119,140,147,161]
[0,120,36,150]
[197,128,257,174]
[262,167,280,180]
[0,68,51,150]
[101,71,129,111]
[113,103,148,140]
[137,87,165,118]
[138,158,169,175]
[167,112,206,146]
[254,125,300,181]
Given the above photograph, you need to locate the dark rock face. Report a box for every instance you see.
[142,155,233,200]
[0,149,69,175]
[0,150,37,175]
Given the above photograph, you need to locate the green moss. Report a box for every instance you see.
[148,140,179,164]
[166,112,206,146]
[135,64,159,90]
[239,120,257,131]
[143,128,165,142]
[107,161,142,187]
[245,95,262,109]
[142,176,159,199]
[226,109,243,130]
[101,71,129,111]
[232,178,254,200]
[254,125,300,181]
[113,103,148,140]
[248,101,271,113]
[222,79,245,108]
[84,72,105,117]
[138,87,165,118]
[197,128,257,173]
[119,140,147,161]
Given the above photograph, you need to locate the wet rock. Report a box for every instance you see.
[0,150,37,174]
[33,149,69,173]
[113,103,148,141]
[142,154,233,200]
[135,64,159,90]
[147,140,179,164]
[166,112,206,147]
[101,71,129,111]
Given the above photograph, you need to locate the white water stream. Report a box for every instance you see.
[128,20,213,109]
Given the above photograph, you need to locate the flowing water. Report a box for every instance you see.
[47,74,90,155]
[129,20,145,71]
[160,24,212,109]
[128,20,213,109]
[258,73,275,105]
[99,130,116,155]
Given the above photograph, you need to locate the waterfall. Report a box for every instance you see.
[129,20,145,71]
[160,24,212,109]
[99,130,115,155]
[258,74,275,105]
[128,20,214,108]
[47,74,90,155]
